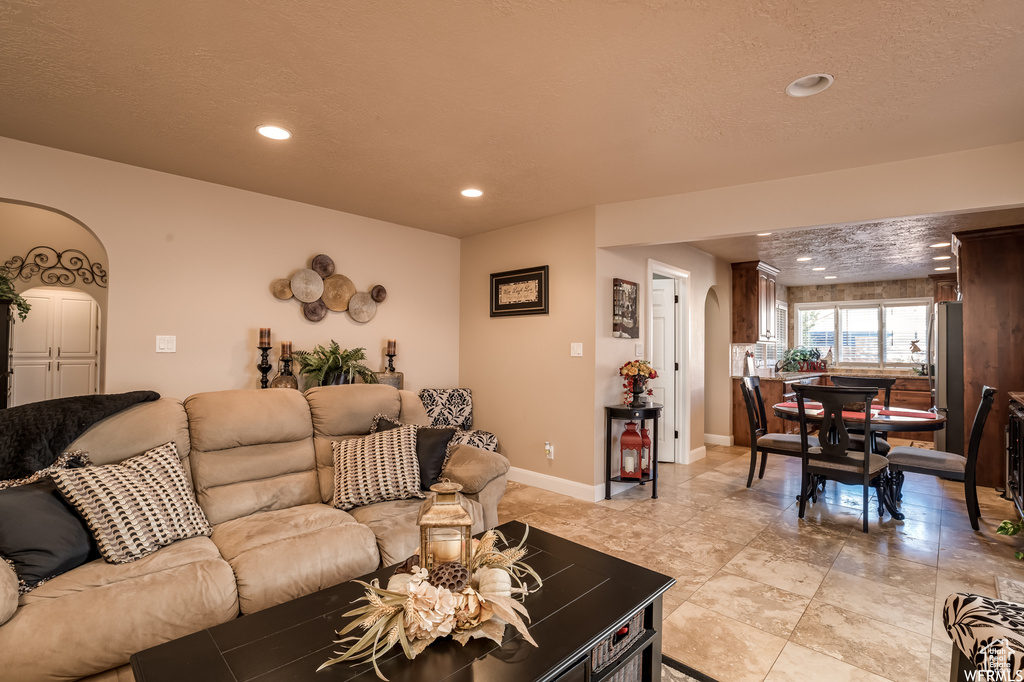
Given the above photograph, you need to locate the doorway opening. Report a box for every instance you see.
[646,260,691,463]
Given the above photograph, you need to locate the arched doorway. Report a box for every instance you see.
[1,200,108,406]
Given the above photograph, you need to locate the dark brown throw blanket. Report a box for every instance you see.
[0,391,160,479]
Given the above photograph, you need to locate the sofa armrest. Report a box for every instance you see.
[944,592,1024,677]
[443,444,510,494]
[1,559,18,626]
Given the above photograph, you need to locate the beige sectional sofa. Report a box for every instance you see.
[0,384,510,682]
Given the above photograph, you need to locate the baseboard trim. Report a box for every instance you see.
[506,466,635,503]
[704,433,732,447]
[684,446,707,465]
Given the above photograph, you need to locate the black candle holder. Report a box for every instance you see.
[386,353,396,373]
[257,346,273,389]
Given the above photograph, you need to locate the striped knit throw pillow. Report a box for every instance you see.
[52,442,211,564]
[331,425,424,511]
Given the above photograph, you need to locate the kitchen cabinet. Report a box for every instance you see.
[732,374,825,447]
[732,261,780,344]
[955,225,1024,488]
[929,273,958,303]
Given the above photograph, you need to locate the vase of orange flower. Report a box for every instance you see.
[619,360,657,407]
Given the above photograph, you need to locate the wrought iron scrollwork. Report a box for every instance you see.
[3,247,108,288]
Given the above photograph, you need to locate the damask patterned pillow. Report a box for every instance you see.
[332,425,425,511]
[450,429,498,452]
[419,388,473,430]
[52,442,211,564]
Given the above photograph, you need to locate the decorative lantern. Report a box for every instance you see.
[417,480,473,570]
[620,421,643,480]
[640,427,652,476]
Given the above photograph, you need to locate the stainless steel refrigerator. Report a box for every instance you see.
[929,301,964,455]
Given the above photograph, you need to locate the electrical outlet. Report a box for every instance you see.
[544,442,554,459]
[156,335,176,353]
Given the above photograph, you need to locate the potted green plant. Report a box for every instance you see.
[0,265,30,321]
[777,346,822,372]
[293,341,379,386]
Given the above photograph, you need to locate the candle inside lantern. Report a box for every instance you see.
[429,529,463,564]
[281,341,292,359]
[623,454,636,473]
[387,339,396,355]
[259,328,271,347]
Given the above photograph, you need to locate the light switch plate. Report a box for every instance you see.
[570,342,583,357]
[156,335,176,353]
[635,342,644,358]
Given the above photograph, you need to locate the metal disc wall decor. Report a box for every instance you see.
[323,274,356,311]
[270,254,386,323]
[348,292,376,322]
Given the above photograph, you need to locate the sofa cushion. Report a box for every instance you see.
[0,451,98,594]
[371,415,456,490]
[186,389,320,525]
[0,559,15,626]
[0,536,237,682]
[348,497,485,567]
[419,388,473,429]
[210,503,379,614]
[331,426,424,511]
[53,442,211,564]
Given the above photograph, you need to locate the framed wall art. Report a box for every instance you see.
[612,278,639,338]
[490,265,549,317]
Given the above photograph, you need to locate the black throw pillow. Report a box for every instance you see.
[372,416,456,490]
[0,478,99,593]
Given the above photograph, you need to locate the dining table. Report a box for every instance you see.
[771,400,946,520]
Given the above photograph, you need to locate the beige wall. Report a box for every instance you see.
[0,137,461,399]
[460,208,597,493]
[595,142,1024,246]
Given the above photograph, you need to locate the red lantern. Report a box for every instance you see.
[640,427,652,476]
[620,421,642,479]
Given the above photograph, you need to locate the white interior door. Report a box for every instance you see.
[650,278,676,462]
[11,289,99,405]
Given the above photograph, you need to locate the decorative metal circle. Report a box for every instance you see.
[370,284,387,303]
[348,292,376,322]
[311,254,336,279]
[322,274,356,311]
[271,278,293,300]
[302,299,328,322]
[290,269,325,303]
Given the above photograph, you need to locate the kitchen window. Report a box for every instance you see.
[795,298,929,368]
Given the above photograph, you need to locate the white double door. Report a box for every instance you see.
[11,288,100,406]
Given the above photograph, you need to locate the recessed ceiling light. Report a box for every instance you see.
[785,73,834,98]
[796,257,812,262]
[757,232,772,236]
[461,188,483,198]
[933,255,951,260]
[935,266,951,271]
[812,267,826,271]
[929,242,950,248]
[256,125,291,140]
[824,275,837,280]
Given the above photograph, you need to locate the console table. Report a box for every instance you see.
[604,403,662,500]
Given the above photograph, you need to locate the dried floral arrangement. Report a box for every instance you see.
[318,526,543,679]
[619,359,658,404]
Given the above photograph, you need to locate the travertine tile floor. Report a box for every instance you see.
[496,442,1024,682]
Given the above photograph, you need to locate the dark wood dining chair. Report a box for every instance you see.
[740,376,818,487]
[887,386,997,531]
[794,384,890,533]
[828,376,896,455]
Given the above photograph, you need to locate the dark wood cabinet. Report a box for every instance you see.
[732,261,780,343]
[955,225,1024,488]
[929,272,959,303]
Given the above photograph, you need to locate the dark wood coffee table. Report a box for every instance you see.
[131,521,675,682]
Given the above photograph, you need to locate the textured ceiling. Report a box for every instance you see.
[1,1,1023,239]
[686,206,1024,286]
